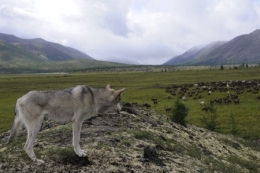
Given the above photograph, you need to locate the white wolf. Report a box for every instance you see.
[7,84,125,163]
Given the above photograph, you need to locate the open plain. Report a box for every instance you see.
[0,67,260,139]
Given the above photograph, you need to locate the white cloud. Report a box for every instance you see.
[0,0,260,64]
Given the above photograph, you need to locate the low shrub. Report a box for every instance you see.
[169,99,189,126]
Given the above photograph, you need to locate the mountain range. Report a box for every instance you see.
[0,33,94,61]
[1,29,260,73]
[0,33,125,73]
[164,29,260,65]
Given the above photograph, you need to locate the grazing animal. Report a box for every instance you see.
[227,91,230,97]
[233,98,240,104]
[7,85,125,163]
[224,98,232,104]
[201,106,210,112]
[165,107,172,113]
[215,98,222,104]
[142,103,151,108]
[151,98,158,104]
[209,100,214,106]
[200,101,205,107]
[200,101,210,112]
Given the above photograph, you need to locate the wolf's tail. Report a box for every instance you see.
[7,102,23,144]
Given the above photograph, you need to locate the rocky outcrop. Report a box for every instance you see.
[0,103,260,172]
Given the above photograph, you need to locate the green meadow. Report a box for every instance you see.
[0,67,260,139]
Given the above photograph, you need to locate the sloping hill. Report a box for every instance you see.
[164,41,226,65]
[0,33,126,73]
[0,39,45,68]
[1,103,259,172]
[164,29,260,65]
[0,33,93,61]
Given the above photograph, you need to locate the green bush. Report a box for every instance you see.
[169,99,189,126]
[200,105,219,131]
[132,130,153,140]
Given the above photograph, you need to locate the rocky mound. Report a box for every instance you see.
[0,103,260,172]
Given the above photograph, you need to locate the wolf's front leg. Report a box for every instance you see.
[72,121,87,157]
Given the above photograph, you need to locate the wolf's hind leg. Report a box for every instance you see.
[7,116,23,144]
[7,103,23,144]
[24,117,45,163]
[72,120,87,157]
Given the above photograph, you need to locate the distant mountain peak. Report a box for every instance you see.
[251,29,260,34]
[31,38,46,42]
[164,29,260,65]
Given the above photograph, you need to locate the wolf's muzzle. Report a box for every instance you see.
[116,103,122,113]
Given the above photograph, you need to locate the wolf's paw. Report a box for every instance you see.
[33,158,45,164]
[76,150,87,157]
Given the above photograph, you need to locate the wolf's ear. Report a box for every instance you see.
[115,88,125,96]
[106,84,111,90]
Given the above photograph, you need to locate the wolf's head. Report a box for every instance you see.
[96,84,125,113]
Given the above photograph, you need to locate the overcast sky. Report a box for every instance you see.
[1,0,260,64]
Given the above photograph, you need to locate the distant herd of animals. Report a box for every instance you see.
[143,79,260,113]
